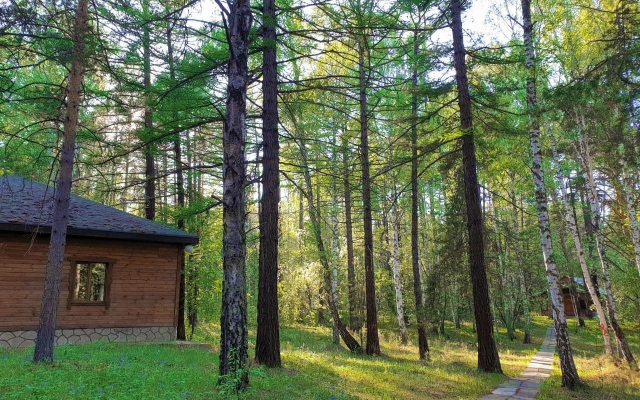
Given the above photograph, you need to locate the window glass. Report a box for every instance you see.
[90,263,106,301]
[74,262,108,302]
[75,263,89,300]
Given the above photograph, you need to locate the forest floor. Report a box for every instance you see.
[0,316,638,399]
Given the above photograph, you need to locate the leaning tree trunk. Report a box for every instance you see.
[255,0,281,367]
[298,139,362,353]
[410,28,429,360]
[358,39,380,356]
[577,135,637,370]
[219,0,252,389]
[33,0,88,362]
[450,0,501,373]
[550,133,612,355]
[521,0,580,387]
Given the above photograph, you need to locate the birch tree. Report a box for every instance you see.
[549,132,612,355]
[576,133,637,370]
[521,0,580,387]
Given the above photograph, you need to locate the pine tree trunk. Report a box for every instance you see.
[450,0,501,373]
[343,138,360,332]
[185,131,199,339]
[219,0,252,388]
[255,0,281,368]
[410,32,429,356]
[166,18,188,342]
[142,0,155,221]
[359,40,380,356]
[521,0,580,387]
[577,136,637,370]
[33,0,88,362]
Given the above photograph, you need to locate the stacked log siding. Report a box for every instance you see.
[0,233,180,331]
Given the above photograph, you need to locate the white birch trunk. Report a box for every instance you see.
[549,132,612,355]
[391,207,407,344]
[620,169,640,277]
[521,0,580,387]
[576,133,637,369]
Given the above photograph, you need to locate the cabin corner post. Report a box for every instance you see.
[173,245,182,331]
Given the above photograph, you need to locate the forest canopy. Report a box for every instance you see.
[1,0,639,390]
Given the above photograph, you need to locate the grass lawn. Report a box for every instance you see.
[538,319,640,400]
[0,316,638,399]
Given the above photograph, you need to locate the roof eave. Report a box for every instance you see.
[0,223,199,245]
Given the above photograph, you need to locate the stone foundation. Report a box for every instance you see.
[0,327,177,348]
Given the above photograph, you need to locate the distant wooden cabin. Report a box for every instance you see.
[541,276,597,318]
[0,175,198,348]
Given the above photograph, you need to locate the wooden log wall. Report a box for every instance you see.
[0,232,180,331]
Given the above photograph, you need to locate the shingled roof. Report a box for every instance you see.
[0,175,198,245]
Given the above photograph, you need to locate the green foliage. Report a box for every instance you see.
[187,209,223,324]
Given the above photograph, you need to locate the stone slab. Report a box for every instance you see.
[480,327,556,399]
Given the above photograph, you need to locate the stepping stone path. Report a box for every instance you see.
[479,327,556,400]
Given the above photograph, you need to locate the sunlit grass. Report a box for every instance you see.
[538,319,640,400]
[0,316,638,399]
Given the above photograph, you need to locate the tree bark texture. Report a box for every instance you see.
[33,0,88,362]
[255,0,281,368]
[391,207,407,345]
[359,41,380,356]
[450,0,501,373]
[219,0,252,388]
[577,136,637,370]
[411,29,429,360]
[521,0,580,387]
[143,0,155,221]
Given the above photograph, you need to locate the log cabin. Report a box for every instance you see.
[0,175,198,348]
[540,276,598,318]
